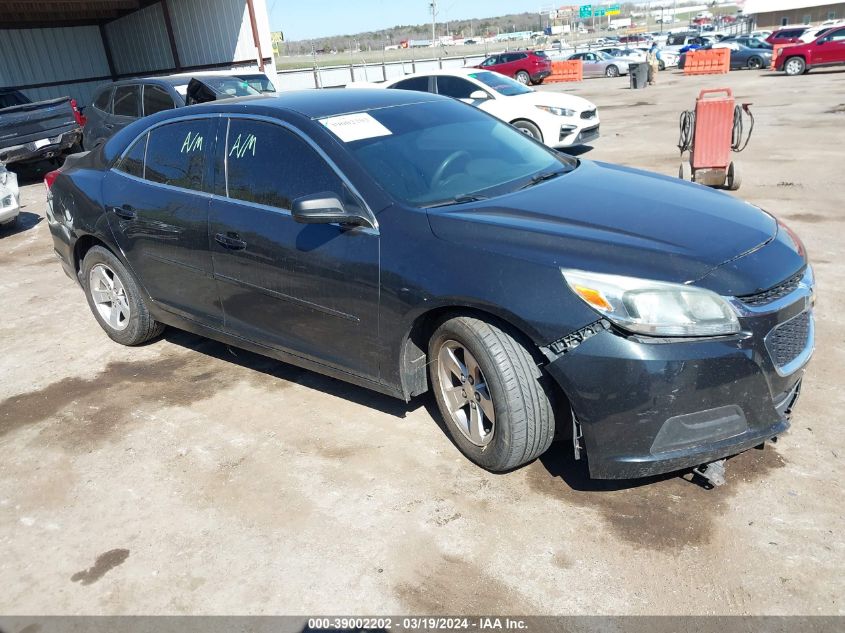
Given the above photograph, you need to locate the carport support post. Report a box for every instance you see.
[160,0,182,72]
[99,23,117,80]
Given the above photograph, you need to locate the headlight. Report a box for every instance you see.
[562,269,740,337]
[536,105,576,117]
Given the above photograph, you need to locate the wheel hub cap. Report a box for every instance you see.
[89,263,130,331]
[437,340,495,446]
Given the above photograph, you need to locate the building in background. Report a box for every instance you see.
[744,0,844,28]
[0,0,276,107]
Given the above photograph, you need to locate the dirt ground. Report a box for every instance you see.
[1,68,843,616]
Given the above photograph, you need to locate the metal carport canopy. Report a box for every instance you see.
[0,0,274,106]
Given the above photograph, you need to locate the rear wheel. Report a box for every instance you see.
[605,64,620,77]
[511,119,543,143]
[429,316,556,472]
[747,56,764,70]
[82,246,165,346]
[784,56,805,76]
[515,70,530,84]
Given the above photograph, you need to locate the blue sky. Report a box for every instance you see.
[270,0,559,41]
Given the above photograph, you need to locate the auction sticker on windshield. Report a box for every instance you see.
[319,112,392,142]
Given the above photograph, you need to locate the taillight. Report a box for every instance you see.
[70,98,87,127]
[44,170,60,192]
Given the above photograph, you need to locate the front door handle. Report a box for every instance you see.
[215,232,247,250]
[110,204,136,220]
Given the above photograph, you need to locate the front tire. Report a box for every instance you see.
[511,119,543,142]
[429,316,556,472]
[784,56,805,76]
[82,246,165,346]
[515,70,530,84]
[747,56,763,70]
[605,64,620,77]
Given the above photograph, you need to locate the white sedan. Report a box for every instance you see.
[378,69,600,149]
[0,163,19,228]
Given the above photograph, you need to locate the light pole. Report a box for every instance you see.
[429,1,437,44]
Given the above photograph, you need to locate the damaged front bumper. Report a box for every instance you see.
[543,271,814,479]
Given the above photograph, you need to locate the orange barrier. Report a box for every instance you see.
[771,43,798,70]
[683,48,730,75]
[546,60,583,83]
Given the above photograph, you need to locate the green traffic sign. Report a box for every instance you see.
[594,7,606,16]
[579,4,592,18]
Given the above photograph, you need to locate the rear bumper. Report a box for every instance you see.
[0,129,81,165]
[544,302,812,479]
[531,70,552,81]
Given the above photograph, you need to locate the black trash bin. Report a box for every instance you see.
[629,62,649,89]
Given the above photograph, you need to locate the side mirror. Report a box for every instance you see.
[469,90,490,100]
[292,192,372,227]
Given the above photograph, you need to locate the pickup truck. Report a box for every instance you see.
[0,90,85,166]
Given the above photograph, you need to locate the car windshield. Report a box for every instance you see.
[595,51,613,60]
[200,77,260,97]
[467,71,532,96]
[240,75,276,92]
[328,100,576,207]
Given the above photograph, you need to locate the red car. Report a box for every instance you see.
[766,26,809,45]
[776,25,845,74]
[474,50,551,85]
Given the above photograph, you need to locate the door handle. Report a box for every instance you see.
[110,204,136,220]
[215,232,247,250]
[104,123,114,130]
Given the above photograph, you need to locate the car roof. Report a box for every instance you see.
[101,73,245,89]
[388,67,495,81]
[251,88,445,120]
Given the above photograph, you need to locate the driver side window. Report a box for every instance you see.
[481,56,498,66]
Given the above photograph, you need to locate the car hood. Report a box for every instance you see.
[427,160,784,291]
[505,91,596,112]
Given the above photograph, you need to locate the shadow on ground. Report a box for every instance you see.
[0,212,42,238]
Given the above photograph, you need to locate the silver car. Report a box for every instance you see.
[567,50,631,77]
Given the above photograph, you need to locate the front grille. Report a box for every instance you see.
[767,311,811,369]
[581,109,597,120]
[740,270,804,307]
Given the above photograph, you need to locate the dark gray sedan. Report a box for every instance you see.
[679,45,773,70]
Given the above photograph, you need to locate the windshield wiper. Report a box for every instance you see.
[518,169,568,190]
[424,194,489,208]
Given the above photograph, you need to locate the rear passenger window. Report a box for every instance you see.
[145,119,215,192]
[116,134,147,179]
[391,76,430,92]
[436,76,478,99]
[224,119,342,210]
[113,85,141,118]
[94,88,112,112]
[143,85,174,116]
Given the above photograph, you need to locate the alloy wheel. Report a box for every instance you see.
[785,58,804,75]
[89,263,130,331]
[437,340,495,447]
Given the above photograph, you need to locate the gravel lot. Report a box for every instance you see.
[1,67,843,615]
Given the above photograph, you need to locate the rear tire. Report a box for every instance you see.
[515,70,530,84]
[428,316,556,472]
[784,56,805,76]
[81,246,165,346]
